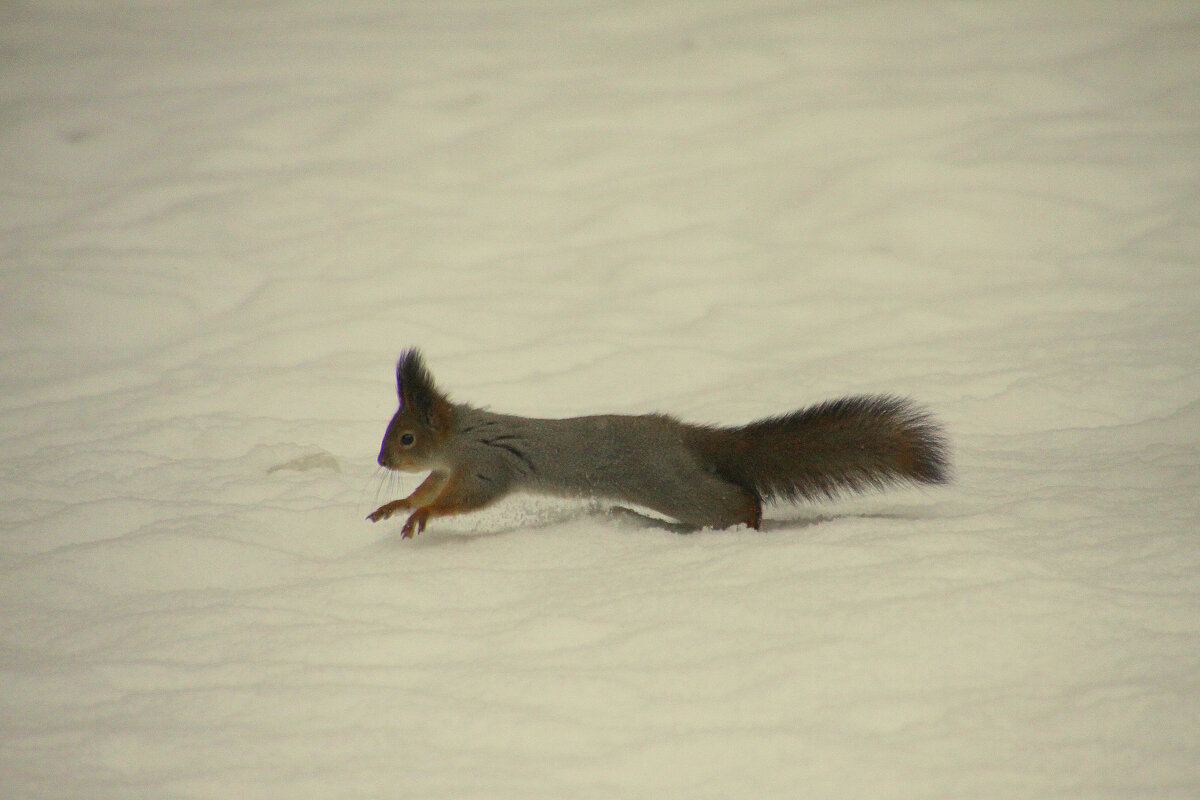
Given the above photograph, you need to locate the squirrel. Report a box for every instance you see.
[367,349,950,538]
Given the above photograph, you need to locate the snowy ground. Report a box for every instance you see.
[2,2,1199,798]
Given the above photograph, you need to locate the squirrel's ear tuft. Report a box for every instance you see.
[396,348,448,426]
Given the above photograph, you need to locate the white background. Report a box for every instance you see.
[2,3,1198,798]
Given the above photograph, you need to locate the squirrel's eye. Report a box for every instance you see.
[399,432,416,447]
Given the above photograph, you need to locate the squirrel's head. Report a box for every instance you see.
[377,348,452,471]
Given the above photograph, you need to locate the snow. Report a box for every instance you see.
[2,2,1198,798]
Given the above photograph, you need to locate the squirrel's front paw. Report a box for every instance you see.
[401,508,431,538]
[367,499,408,522]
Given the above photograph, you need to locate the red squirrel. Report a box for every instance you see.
[368,349,949,537]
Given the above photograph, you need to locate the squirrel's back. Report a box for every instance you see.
[455,408,765,528]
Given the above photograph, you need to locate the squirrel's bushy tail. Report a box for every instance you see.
[690,395,950,504]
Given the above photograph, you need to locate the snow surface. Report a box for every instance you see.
[2,2,1199,798]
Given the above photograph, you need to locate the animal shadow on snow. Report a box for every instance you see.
[378,504,936,546]
[606,506,935,534]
